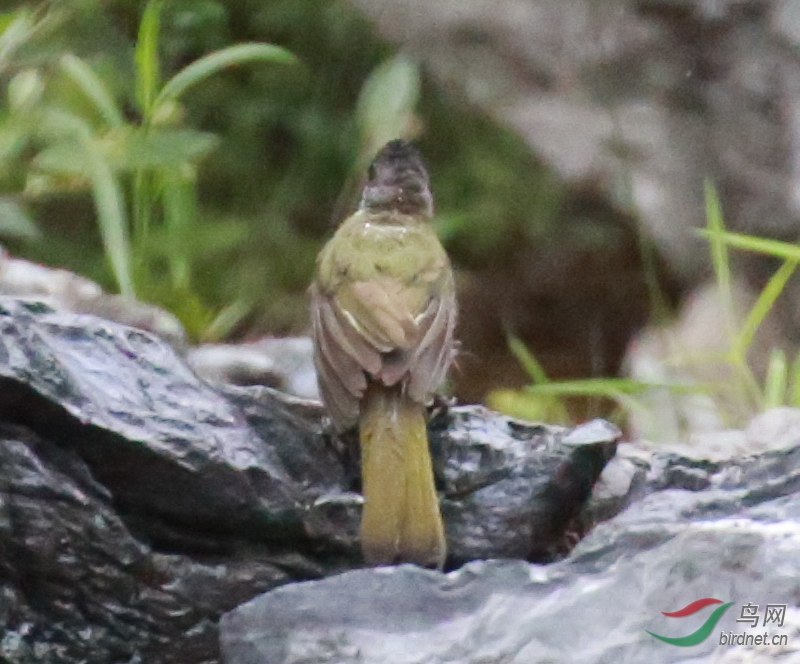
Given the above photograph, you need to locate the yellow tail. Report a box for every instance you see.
[358,382,446,568]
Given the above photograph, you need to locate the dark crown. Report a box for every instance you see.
[360,139,433,217]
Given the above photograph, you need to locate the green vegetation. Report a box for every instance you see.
[491,183,800,429]
[487,333,683,426]
[2,1,794,435]
[697,182,800,412]
[0,0,559,341]
[8,2,296,336]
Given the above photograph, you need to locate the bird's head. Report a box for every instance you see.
[359,139,433,218]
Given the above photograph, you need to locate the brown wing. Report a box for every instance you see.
[311,273,457,430]
[406,269,457,404]
[310,282,373,429]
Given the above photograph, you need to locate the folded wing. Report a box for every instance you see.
[311,271,456,430]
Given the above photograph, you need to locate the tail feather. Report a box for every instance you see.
[358,382,445,568]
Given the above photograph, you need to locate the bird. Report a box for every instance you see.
[309,138,457,568]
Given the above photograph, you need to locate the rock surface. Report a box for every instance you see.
[2,296,799,663]
[0,298,617,663]
[0,247,186,347]
[351,0,800,284]
[187,337,318,399]
[221,422,800,663]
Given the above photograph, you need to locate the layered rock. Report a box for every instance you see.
[0,299,616,663]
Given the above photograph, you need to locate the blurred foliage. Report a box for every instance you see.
[491,184,800,430]
[486,333,670,426]
[0,0,559,341]
[695,183,800,416]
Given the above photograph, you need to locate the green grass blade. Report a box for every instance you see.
[356,54,420,165]
[764,348,788,409]
[135,0,163,116]
[730,357,767,414]
[153,43,296,112]
[697,228,800,261]
[0,12,18,34]
[733,258,798,358]
[523,377,703,398]
[637,225,672,324]
[508,334,550,385]
[0,10,34,73]
[789,351,800,407]
[0,197,39,239]
[59,54,124,128]
[117,128,219,169]
[132,169,153,272]
[201,299,252,342]
[34,107,133,296]
[84,143,134,297]
[704,180,733,333]
[160,166,196,290]
[486,388,569,424]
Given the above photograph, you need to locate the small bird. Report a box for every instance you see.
[310,139,457,568]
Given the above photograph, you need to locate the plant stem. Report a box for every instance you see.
[133,168,152,279]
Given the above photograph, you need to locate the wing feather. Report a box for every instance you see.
[311,256,457,428]
[310,284,363,428]
[407,272,457,403]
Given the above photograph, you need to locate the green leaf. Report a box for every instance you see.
[142,219,250,259]
[153,43,296,112]
[82,140,134,297]
[32,142,89,176]
[764,348,788,409]
[201,299,252,342]
[508,334,550,385]
[486,388,569,424]
[0,10,34,73]
[0,12,17,34]
[733,257,798,359]
[135,0,163,116]
[133,168,153,270]
[114,128,219,169]
[697,228,800,261]
[523,377,699,398]
[38,128,219,176]
[789,352,800,408]
[0,125,28,162]
[356,54,420,165]
[8,68,43,112]
[703,180,733,334]
[36,106,84,137]
[59,54,124,128]
[0,197,39,239]
[160,165,197,289]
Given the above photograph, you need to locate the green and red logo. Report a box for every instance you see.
[647,598,734,646]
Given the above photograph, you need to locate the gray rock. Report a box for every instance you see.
[0,298,310,538]
[746,406,800,454]
[221,435,800,664]
[0,423,292,664]
[0,250,186,347]
[0,298,617,662]
[187,337,318,399]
